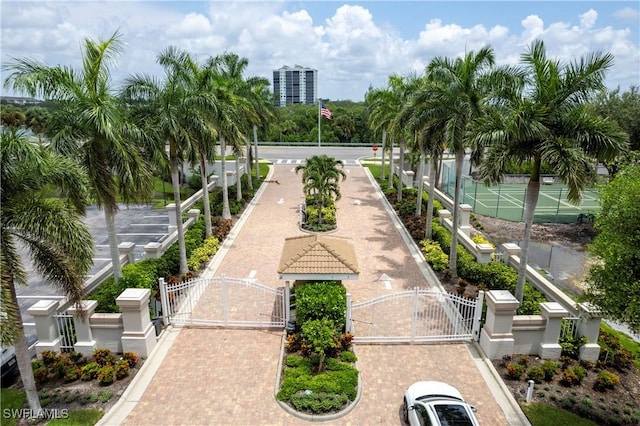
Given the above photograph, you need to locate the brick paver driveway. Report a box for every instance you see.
[105,164,522,425]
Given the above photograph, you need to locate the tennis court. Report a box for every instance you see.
[440,164,600,224]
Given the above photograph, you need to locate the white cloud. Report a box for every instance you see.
[1,1,638,101]
[612,7,640,22]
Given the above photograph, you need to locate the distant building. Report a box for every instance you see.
[273,65,317,107]
[1,96,43,106]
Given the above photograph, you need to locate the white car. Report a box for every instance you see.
[403,381,479,426]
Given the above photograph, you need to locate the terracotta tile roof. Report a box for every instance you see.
[278,234,360,276]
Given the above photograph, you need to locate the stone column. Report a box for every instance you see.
[188,209,200,221]
[118,242,136,265]
[459,204,473,235]
[476,244,495,264]
[116,288,156,357]
[27,300,60,354]
[578,302,602,362]
[67,300,98,356]
[166,203,177,233]
[538,302,568,359]
[479,290,520,359]
[438,209,452,227]
[501,242,521,266]
[144,242,163,259]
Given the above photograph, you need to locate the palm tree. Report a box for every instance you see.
[122,46,218,274]
[1,130,94,412]
[4,31,153,282]
[296,155,347,224]
[366,83,400,183]
[473,39,628,302]
[425,46,500,278]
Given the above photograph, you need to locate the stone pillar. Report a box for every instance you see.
[538,302,568,360]
[438,209,452,224]
[405,170,414,188]
[208,175,219,190]
[578,302,602,362]
[144,242,163,259]
[476,243,495,264]
[459,204,473,235]
[479,290,519,359]
[27,300,60,354]
[116,288,156,357]
[188,209,200,221]
[501,242,521,266]
[166,203,177,233]
[67,300,98,356]
[118,242,136,265]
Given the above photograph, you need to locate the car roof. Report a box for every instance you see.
[409,381,465,401]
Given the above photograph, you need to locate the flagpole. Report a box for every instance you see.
[318,98,321,147]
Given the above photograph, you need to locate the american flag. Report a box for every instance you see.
[321,102,333,120]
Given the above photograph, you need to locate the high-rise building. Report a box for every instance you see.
[273,65,318,107]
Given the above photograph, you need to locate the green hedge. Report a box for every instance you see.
[428,221,545,315]
[295,281,346,331]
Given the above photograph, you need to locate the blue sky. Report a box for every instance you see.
[1,1,638,101]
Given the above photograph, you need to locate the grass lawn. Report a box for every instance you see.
[47,409,104,425]
[601,322,640,370]
[521,403,598,426]
[1,388,26,426]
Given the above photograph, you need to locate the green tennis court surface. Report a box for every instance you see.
[456,180,600,224]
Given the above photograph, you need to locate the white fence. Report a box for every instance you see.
[347,289,483,344]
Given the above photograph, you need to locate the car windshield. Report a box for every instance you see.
[433,403,474,426]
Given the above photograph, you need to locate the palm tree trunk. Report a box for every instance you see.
[199,154,212,239]
[425,154,438,240]
[381,130,387,180]
[415,152,426,216]
[104,208,121,281]
[388,136,394,188]
[253,125,259,180]
[397,138,405,201]
[436,153,444,189]
[221,136,231,220]
[171,156,189,275]
[449,147,465,278]
[236,156,242,202]
[516,178,541,302]
[246,136,253,191]
[9,282,41,412]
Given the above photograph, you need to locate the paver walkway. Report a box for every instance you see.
[103,164,525,425]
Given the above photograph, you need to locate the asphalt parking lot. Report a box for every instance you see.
[17,203,170,337]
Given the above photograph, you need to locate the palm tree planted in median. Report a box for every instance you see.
[1,130,94,412]
[296,155,347,231]
[473,39,628,302]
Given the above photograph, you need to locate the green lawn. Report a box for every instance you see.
[47,409,104,425]
[601,322,640,370]
[521,403,598,426]
[1,388,26,426]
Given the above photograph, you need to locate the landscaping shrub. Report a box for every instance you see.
[295,281,346,331]
[41,350,60,368]
[526,366,546,383]
[81,362,101,381]
[420,239,448,271]
[115,359,130,380]
[560,365,587,386]
[506,362,525,380]
[340,351,357,363]
[93,348,116,367]
[97,365,115,386]
[187,237,220,271]
[541,360,561,381]
[594,370,620,391]
[289,391,349,414]
[123,352,139,368]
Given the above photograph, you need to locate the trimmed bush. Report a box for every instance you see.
[123,352,139,369]
[115,359,130,380]
[93,348,116,367]
[97,365,115,386]
[295,281,346,331]
[420,239,448,271]
[81,362,101,381]
[526,366,545,383]
[594,370,620,391]
[541,360,561,381]
[506,363,525,380]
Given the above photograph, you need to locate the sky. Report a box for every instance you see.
[1,1,639,102]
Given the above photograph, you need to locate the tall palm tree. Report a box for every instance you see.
[366,84,400,183]
[122,46,217,274]
[473,39,628,302]
[1,130,94,412]
[4,31,153,282]
[425,46,499,278]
